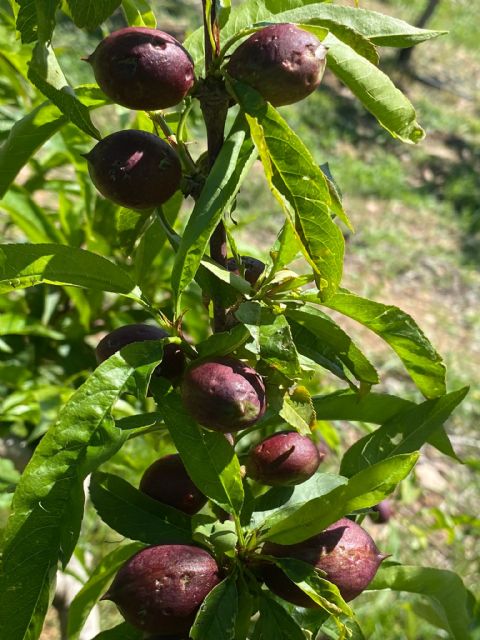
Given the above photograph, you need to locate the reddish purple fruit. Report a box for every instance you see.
[85,130,182,210]
[96,323,185,380]
[262,517,387,604]
[103,545,220,635]
[227,256,265,286]
[139,454,207,515]
[246,431,321,486]
[87,27,195,111]
[227,23,327,106]
[181,357,266,432]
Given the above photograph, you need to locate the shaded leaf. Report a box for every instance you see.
[90,622,143,640]
[252,592,306,640]
[66,0,122,28]
[191,575,238,640]
[156,393,244,515]
[89,472,193,545]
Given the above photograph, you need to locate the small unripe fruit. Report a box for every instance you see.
[262,517,386,604]
[227,23,327,106]
[139,454,207,515]
[227,255,265,286]
[371,499,393,524]
[85,130,182,210]
[103,545,220,635]
[181,357,266,432]
[87,27,195,111]
[246,431,321,486]
[96,323,185,380]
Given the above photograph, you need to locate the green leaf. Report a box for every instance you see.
[90,622,143,640]
[67,542,145,640]
[0,341,164,640]
[252,592,306,640]
[236,302,301,378]
[340,388,468,477]
[368,564,474,640]
[316,289,446,398]
[66,0,122,28]
[191,574,238,640]
[268,221,301,275]
[0,458,20,490]
[268,557,352,617]
[197,323,251,359]
[287,306,379,386]
[325,35,424,144]
[260,453,418,544]
[233,81,344,299]
[28,43,101,139]
[0,312,64,339]
[89,472,193,545]
[0,86,107,198]
[172,115,256,309]
[16,0,60,44]
[0,187,65,243]
[121,0,156,27]
[0,243,136,294]
[157,393,244,515]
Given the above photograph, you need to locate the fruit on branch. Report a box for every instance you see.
[262,517,387,604]
[84,130,182,210]
[246,430,321,486]
[139,454,207,515]
[181,357,266,432]
[103,545,220,635]
[227,23,327,106]
[227,256,266,286]
[96,323,185,380]
[86,27,195,110]
[370,499,393,524]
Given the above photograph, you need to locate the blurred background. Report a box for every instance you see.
[0,1,478,638]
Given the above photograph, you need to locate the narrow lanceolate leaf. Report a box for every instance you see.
[268,557,352,617]
[368,565,474,640]
[259,453,418,544]
[172,115,256,309]
[315,289,446,398]
[0,243,135,294]
[312,390,459,463]
[122,0,157,27]
[326,34,424,144]
[340,388,468,477]
[0,342,164,640]
[272,3,446,48]
[89,472,193,545]
[157,393,244,515]
[67,542,145,640]
[191,575,238,640]
[16,0,60,44]
[66,0,122,28]
[28,43,101,139]
[0,86,107,198]
[0,187,65,243]
[233,81,344,299]
[286,306,379,387]
[252,592,306,640]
